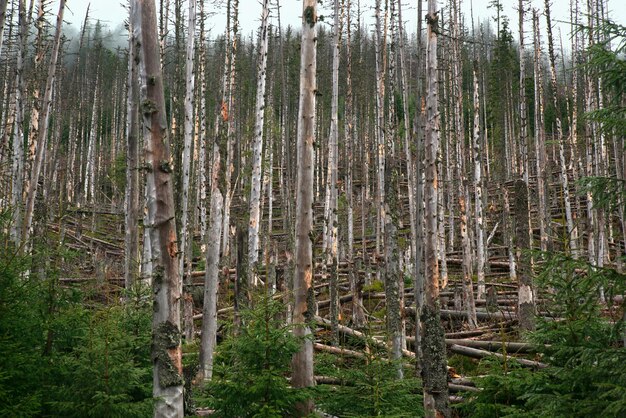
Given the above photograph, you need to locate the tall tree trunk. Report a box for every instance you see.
[472,62,486,301]
[179,0,196,342]
[10,0,27,244]
[198,0,232,381]
[291,1,318,414]
[518,0,529,185]
[452,0,477,329]
[220,0,238,259]
[421,3,450,416]
[323,0,340,343]
[344,0,365,328]
[0,0,8,60]
[374,0,386,257]
[545,0,577,259]
[532,10,551,255]
[125,3,141,290]
[132,0,184,415]
[22,0,65,247]
[248,0,271,286]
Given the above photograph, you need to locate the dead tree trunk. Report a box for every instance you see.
[323,0,340,342]
[515,179,535,331]
[545,0,577,258]
[472,62,486,301]
[198,0,232,381]
[291,1,318,414]
[422,3,450,416]
[0,0,8,60]
[22,0,65,247]
[10,0,27,244]
[125,3,141,289]
[344,0,365,328]
[532,10,551,254]
[179,0,196,343]
[248,0,271,286]
[132,0,184,415]
[374,0,386,257]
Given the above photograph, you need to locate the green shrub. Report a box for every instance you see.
[0,211,153,417]
[460,252,626,418]
[199,295,308,417]
[315,351,423,417]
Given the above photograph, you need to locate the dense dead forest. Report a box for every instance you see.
[0,0,625,417]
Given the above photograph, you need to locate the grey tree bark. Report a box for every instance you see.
[179,0,196,342]
[291,1,318,414]
[132,0,185,415]
[22,0,65,247]
[125,2,141,290]
[421,2,450,416]
[248,0,271,286]
[515,179,535,331]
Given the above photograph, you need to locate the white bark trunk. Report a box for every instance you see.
[248,0,271,285]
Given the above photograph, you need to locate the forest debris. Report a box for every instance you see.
[448,344,548,369]
[445,339,543,353]
[314,343,365,358]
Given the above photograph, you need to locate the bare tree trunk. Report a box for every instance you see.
[322,0,340,343]
[421,3,450,416]
[10,0,27,244]
[197,0,207,267]
[84,74,100,206]
[132,0,184,415]
[472,62,486,301]
[397,0,416,293]
[220,0,238,259]
[518,0,529,185]
[451,0,477,329]
[532,10,551,255]
[248,0,271,286]
[198,0,232,381]
[125,3,141,290]
[413,0,426,375]
[374,0,386,257]
[198,143,224,381]
[544,1,576,260]
[0,0,8,60]
[344,0,365,329]
[21,0,64,247]
[291,1,318,414]
[515,179,535,331]
[179,0,196,343]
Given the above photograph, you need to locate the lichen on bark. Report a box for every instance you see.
[420,303,450,417]
[153,320,183,388]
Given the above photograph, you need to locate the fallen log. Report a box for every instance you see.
[445,339,542,353]
[449,344,548,369]
[448,383,481,393]
[314,343,365,358]
[405,307,514,321]
[315,316,415,359]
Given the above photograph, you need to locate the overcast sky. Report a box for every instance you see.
[60,0,626,44]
